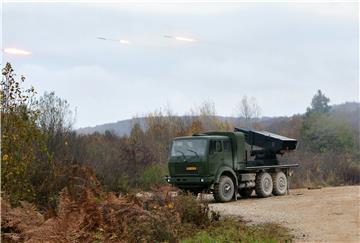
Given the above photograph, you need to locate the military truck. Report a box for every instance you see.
[166,128,298,202]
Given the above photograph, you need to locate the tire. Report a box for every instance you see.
[272,171,287,196]
[214,175,235,202]
[239,188,253,198]
[255,172,273,198]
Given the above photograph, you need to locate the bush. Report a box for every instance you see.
[138,163,168,190]
[1,168,206,242]
[175,192,211,227]
[114,173,132,193]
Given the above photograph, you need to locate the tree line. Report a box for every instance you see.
[1,63,359,210]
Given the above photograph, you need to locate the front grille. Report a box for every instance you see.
[174,163,199,175]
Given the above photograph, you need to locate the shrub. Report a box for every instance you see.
[1,167,209,242]
[138,163,168,190]
[174,192,211,227]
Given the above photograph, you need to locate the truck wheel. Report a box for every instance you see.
[239,188,253,198]
[214,175,234,202]
[255,172,273,198]
[272,172,287,196]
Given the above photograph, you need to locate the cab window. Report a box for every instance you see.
[223,140,231,152]
[210,140,222,154]
[216,141,222,152]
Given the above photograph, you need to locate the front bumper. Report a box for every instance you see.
[165,176,214,188]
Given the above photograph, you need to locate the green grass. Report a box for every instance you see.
[181,218,293,243]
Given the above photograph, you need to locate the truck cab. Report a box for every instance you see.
[167,128,298,202]
[168,135,233,192]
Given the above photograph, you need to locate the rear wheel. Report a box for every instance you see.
[239,188,253,198]
[255,172,273,198]
[272,171,287,196]
[214,175,234,202]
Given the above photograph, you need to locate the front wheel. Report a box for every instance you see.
[214,175,234,202]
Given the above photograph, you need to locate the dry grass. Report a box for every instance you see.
[1,166,211,242]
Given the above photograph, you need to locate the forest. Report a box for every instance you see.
[1,62,359,242]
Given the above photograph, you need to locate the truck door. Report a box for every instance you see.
[208,140,227,175]
[222,139,233,168]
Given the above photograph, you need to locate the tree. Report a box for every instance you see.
[307,90,331,114]
[302,90,337,153]
[1,63,48,205]
[37,91,74,135]
[237,95,261,128]
[189,101,231,131]
[301,113,355,153]
[37,92,75,163]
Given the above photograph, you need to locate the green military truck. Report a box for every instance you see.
[166,128,298,202]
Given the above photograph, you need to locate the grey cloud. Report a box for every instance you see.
[3,3,358,127]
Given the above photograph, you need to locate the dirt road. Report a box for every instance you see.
[209,186,360,242]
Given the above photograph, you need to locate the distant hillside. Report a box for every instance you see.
[76,102,359,136]
[77,118,146,136]
[330,102,360,129]
[76,116,284,136]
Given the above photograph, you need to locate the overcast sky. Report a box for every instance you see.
[2,1,359,128]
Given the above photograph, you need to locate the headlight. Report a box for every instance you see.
[200,178,204,182]
[167,178,171,182]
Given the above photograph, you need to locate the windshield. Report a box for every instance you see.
[171,139,207,157]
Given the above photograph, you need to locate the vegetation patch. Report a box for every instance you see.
[1,165,292,243]
[182,219,292,243]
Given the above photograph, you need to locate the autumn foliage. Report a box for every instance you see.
[1,165,213,242]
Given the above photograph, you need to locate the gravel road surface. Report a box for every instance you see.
[209,186,360,242]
